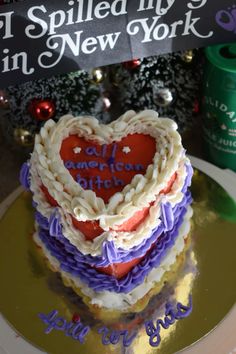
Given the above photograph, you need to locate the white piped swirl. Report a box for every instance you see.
[30,110,186,231]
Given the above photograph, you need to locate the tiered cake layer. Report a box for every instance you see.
[20,110,193,312]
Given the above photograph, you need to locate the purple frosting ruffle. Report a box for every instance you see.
[35,192,192,267]
[181,164,193,194]
[20,162,31,190]
[34,163,193,267]
[35,191,192,268]
[37,204,189,294]
[34,163,193,294]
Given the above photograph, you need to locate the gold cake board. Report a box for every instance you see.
[0,156,236,354]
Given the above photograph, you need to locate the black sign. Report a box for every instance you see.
[0,0,236,88]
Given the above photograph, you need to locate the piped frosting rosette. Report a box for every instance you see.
[20,110,193,309]
[21,110,192,255]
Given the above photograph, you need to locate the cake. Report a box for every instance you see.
[20,110,193,318]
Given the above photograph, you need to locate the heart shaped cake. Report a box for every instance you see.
[20,110,193,315]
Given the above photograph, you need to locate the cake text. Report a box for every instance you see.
[98,326,137,347]
[38,310,90,343]
[38,296,192,348]
[145,296,193,347]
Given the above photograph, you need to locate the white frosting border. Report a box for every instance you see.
[30,110,187,230]
[31,161,188,256]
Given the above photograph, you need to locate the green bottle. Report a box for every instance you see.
[203,43,236,172]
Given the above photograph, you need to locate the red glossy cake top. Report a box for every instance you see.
[40,132,176,240]
[60,133,156,203]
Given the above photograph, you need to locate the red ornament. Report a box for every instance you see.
[28,99,56,121]
[72,314,81,323]
[123,59,141,70]
[193,99,200,114]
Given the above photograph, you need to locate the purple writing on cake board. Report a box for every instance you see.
[38,296,192,348]
[145,296,193,347]
[38,310,90,343]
